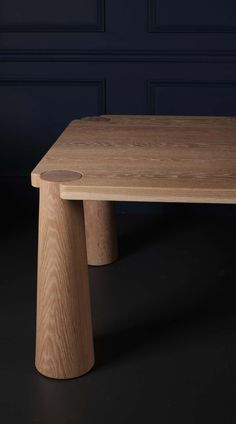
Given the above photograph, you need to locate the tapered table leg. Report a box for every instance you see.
[83,200,118,266]
[35,171,94,379]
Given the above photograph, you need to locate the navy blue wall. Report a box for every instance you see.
[1,0,236,176]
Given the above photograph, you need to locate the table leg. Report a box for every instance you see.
[83,200,118,266]
[35,175,94,379]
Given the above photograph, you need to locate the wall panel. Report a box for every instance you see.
[0,80,105,175]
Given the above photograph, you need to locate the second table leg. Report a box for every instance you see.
[84,200,118,266]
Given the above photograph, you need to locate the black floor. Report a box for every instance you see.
[1,178,236,423]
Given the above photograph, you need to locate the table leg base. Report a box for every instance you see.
[36,173,94,379]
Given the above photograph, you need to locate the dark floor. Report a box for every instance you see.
[1,178,236,423]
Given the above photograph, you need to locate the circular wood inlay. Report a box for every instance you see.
[40,170,82,183]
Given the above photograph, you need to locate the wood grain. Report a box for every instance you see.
[31,115,236,204]
[84,200,118,265]
[36,171,94,379]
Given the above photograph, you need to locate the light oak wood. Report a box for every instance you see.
[84,200,118,265]
[31,115,236,379]
[36,170,94,379]
[31,115,236,204]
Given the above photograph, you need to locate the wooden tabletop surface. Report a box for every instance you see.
[31,115,236,203]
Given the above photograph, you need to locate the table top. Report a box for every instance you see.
[31,115,236,204]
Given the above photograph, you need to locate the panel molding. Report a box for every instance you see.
[0,78,106,113]
[0,0,105,32]
[148,0,236,33]
[147,80,236,113]
[1,49,236,63]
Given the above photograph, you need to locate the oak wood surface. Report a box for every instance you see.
[84,200,118,265]
[36,171,94,379]
[31,115,236,203]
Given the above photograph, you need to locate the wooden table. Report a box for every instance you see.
[31,115,236,379]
